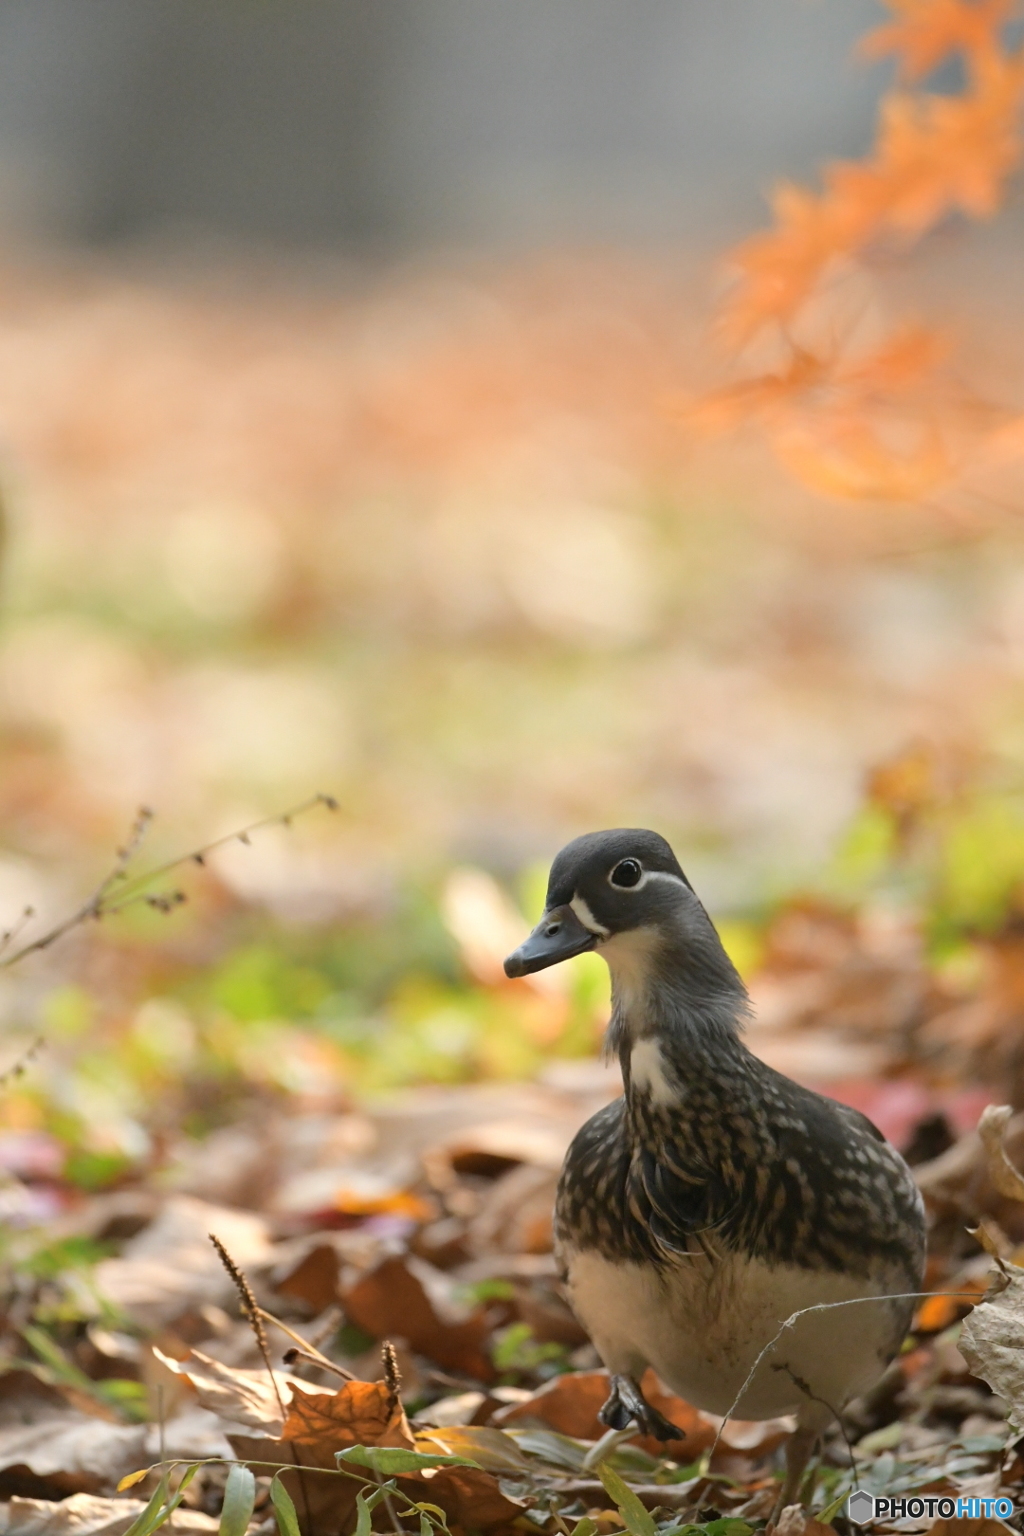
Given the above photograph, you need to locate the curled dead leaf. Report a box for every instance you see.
[151,1347,300,1436]
[977,1104,1024,1202]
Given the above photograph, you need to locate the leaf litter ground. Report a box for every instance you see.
[2,1060,1024,1536]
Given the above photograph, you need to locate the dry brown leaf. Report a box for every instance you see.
[466,1164,558,1257]
[930,1520,1012,1536]
[152,1346,302,1436]
[494,1368,717,1459]
[977,1105,1024,1201]
[399,1464,527,1530]
[0,1415,148,1500]
[415,1425,530,1473]
[342,1253,496,1381]
[913,1285,986,1333]
[283,1379,414,1452]
[230,1378,413,1536]
[959,1263,1024,1430]
[775,1508,834,1536]
[93,1197,270,1330]
[275,1244,341,1313]
[0,1493,218,1534]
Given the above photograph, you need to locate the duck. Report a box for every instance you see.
[504,828,926,1514]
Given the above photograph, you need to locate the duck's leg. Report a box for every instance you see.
[599,1373,681,1441]
[766,1424,819,1531]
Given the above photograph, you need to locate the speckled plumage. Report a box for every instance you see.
[556,1040,924,1280]
[505,828,927,1507]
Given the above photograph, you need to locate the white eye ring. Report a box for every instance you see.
[609,858,643,889]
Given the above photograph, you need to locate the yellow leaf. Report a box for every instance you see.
[116,1468,150,1492]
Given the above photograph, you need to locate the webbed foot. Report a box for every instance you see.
[598,1373,681,1441]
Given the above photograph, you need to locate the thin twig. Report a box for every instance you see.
[709,1288,987,1462]
[0,905,36,960]
[1,792,338,971]
[258,1307,356,1381]
[308,1305,342,1349]
[282,1346,357,1383]
[0,1035,45,1090]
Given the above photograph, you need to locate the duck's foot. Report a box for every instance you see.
[598,1374,681,1441]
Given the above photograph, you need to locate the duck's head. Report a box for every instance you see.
[503,828,706,981]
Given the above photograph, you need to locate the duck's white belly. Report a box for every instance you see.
[563,1245,908,1424]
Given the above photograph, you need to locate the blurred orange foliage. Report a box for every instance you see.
[700,0,1024,502]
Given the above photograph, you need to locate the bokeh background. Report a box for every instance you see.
[2,0,1024,1189]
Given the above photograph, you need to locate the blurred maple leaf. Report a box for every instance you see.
[860,0,1015,82]
[702,0,1024,504]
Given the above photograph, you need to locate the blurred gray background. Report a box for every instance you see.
[0,0,883,250]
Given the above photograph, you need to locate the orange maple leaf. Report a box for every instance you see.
[860,0,1014,83]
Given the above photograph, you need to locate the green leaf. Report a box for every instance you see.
[704,1523,752,1536]
[270,1475,301,1536]
[365,1480,399,1510]
[121,1467,201,1536]
[816,1489,849,1527]
[596,1462,657,1536]
[570,1521,599,1536]
[144,1463,201,1536]
[336,1446,480,1474]
[419,1517,433,1536]
[219,1464,256,1536]
[354,1490,372,1536]
[122,1474,171,1536]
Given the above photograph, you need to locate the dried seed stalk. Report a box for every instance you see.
[209,1233,287,1422]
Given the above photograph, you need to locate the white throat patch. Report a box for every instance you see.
[629,1037,678,1105]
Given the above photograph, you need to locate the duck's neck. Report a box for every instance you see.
[602,920,751,1098]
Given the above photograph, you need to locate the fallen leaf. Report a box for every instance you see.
[977,1105,1024,1201]
[93,1198,270,1330]
[959,1263,1024,1430]
[914,1285,986,1332]
[930,1521,1012,1536]
[0,1373,149,1498]
[397,1464,527,1530]
[275,1245,340,1313]
[230,1378,413,1536]
[415,1425,531,1474]
[494,1369,716,1459]
[775,1508,830,1536]
[152,1347,300,1436]
[0,1493,218,1534]
[342,1254,496,1381]
[283,1379,414,1453]
[413,1390,487,1428]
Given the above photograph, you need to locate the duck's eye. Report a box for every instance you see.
[610,858,642,888]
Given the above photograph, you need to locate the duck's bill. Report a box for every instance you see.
[503,904,597,977]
